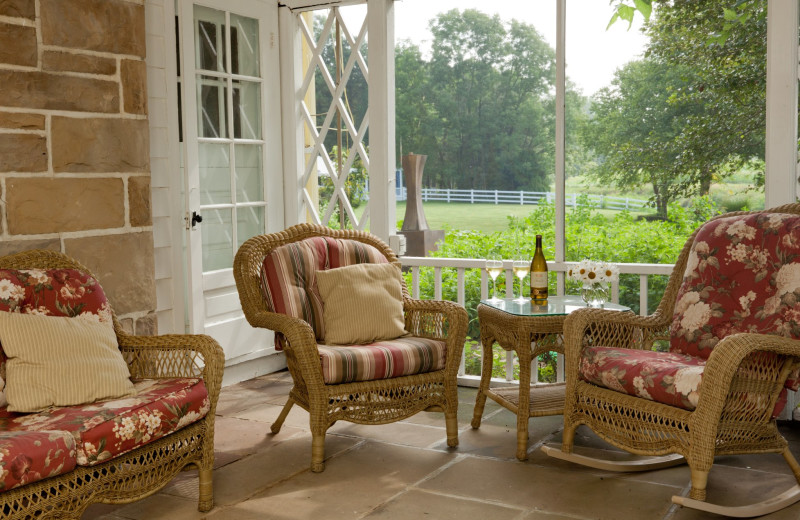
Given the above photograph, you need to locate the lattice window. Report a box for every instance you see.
[298,7,371,230]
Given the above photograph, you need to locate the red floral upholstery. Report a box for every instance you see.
[670,213,800,359]
[580,213,800,415]
[0,378,209,466]
[259,237,390,348]
[318,337,447,384]
[579,347,706,410]
[0,430,76,492]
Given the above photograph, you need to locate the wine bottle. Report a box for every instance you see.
[529,234,548,304]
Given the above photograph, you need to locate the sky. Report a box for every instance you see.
[344,0,650,97]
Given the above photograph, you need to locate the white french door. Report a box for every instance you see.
[179,0,283,362]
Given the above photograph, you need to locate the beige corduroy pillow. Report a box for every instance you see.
[316,263,408,345]
[0,311,136,412]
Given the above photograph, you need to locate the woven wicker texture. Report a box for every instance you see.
[560,203,800,504]
[0,250,225,519]
[234,224,468,472]
[471,303,568,460]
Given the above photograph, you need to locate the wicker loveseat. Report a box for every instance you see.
[0,250,224,519]
[234,224,468,472]
[544,204,800,517]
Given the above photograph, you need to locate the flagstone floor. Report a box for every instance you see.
[84,370,800,520]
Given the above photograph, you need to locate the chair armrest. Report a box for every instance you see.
[404,298,468,369]
[117,332,225,409]
[694,333,800,423]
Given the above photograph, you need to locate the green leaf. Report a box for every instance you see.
[633,0,652,21]
[606,11,620,30]
[723,8,738,21]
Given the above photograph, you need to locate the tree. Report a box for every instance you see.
[394,9,576,193]
[584,58,707,218]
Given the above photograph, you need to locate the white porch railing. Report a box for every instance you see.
[399,256,675,388]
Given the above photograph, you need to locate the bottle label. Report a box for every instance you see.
[530,272,548,287]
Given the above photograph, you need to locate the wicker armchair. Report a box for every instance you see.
[234,224,467,472]
[543,203,800,518]
[0,250,224,518]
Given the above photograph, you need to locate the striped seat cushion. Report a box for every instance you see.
[259,236,390,344]
[318,336,447,384]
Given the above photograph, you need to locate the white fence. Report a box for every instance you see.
[395,187,648,211]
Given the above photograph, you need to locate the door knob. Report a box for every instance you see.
[191,211,203,228]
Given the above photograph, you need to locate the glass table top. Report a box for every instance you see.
[480,296,631,317]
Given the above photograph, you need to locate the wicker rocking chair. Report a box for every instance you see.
[234,224,468,472]
[542,203,800,518]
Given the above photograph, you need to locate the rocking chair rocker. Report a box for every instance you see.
[543,203,800,518]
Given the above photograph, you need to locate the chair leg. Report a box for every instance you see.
[445,411,459,447]
[311,432,326,473]
[197,468,214,512]
[561,422,576,453]
[271,398,294,434]
[688,467,709,501]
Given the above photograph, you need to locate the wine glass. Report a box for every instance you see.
[512,256,529,302]
[485,254,503,303]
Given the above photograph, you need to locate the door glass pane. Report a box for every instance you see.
[198,75,227,138]
[195,6,226,72]
[201,208,233,271]
[235,144,263,202]
[233,81,261,139]
[237,206,264,248]
[231,14,260,77]
[199,143,231,204]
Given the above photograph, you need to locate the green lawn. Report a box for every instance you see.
[396,201,651,233]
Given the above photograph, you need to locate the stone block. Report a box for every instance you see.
[0,112,45,130]
[119,317,134,335]
[52,117,149,173]
[64,232,156,315]
[0,70,119,113]
[135,313,158,335]
[0,0,35,19]
[6,177,124,234]
[0,23,36,67]
[40,0,146,57]
[0,238,61,257]
[0,134,47,172]
[42,51,117,75]
[128,176,152,227]
[121,59,148,115]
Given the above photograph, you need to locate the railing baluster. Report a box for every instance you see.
[639,274,649,316]
[412,266,420,299]
[434,267,442,301]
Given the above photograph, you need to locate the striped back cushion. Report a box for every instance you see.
[259,235,390,343]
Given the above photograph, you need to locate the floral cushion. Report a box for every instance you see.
[579,346,706,410]
[260,236,389,348]
[0,269,113,409]
[318,336,446,384]
[0,378,209,466]
[0,430,76,492]
[670,213,800,359]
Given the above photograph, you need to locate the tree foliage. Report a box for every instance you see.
[396,9,586,193]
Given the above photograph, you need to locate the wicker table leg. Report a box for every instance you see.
[471,333,495,429]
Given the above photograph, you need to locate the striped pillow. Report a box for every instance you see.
[316,262,407,345]
[259,237,391,344]
[318,337,447,384]
[0,311,136,412]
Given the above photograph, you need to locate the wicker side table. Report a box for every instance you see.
[471,296,630,461]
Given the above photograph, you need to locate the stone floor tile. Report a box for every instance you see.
[94,494,202,520]
[419,455,681,520]
[329,420,452,449]
[215,385,289,416]
[213,415,305,468]
[363,489,524,520]
[228,441,455,520]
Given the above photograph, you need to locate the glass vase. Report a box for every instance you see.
[581,282,609,308]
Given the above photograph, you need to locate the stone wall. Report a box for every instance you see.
[0,0,157,334]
